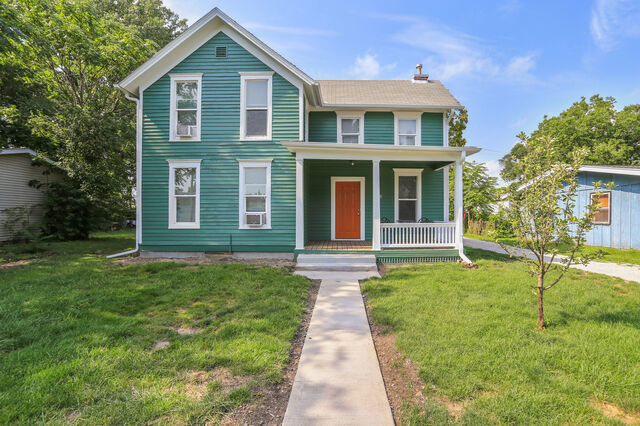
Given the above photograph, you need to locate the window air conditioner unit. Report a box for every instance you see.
[245,213,265,226]
[176,124,195,137]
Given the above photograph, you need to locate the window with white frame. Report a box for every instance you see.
[240,72,273,140]
[170,74,202,141]
[238,160,272,228]
[394,168,423,222]
[394,112,421,146]
[168,160,201,229]
[337,112,364,144]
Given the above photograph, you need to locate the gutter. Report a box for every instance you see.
[108,88,141,258]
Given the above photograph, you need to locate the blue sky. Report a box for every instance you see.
[163,0,640,181]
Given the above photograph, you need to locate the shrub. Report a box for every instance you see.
[41,182,99,240]
[1,205,39,243]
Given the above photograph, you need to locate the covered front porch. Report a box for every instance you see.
[284,142,479,261]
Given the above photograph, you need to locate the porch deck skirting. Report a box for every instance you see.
[380,222,456,248]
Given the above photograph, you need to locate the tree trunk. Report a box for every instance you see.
[537,275,545,330]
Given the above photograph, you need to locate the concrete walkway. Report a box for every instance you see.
[465,237,640,284]
[283,271,393,426]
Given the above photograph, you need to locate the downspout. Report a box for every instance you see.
[107,89,141,258]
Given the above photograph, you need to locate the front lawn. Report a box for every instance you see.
[465,232,640,266]
[363,249,640,424]
[0,232,311,424]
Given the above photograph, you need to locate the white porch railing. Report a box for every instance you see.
[380,222,456,248]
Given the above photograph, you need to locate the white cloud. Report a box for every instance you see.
[349,53,397,79]
[390,16,537,83]
[591,0,640,50]
[484,160,503,179]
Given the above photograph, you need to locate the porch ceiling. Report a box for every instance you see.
[281,141,480,162]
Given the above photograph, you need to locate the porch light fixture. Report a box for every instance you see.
[350,161,355,166]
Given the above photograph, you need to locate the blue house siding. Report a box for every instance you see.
[140,32,299,252]
[574,171,640,250]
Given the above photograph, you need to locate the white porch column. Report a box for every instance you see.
[295,156,304,250]
[454,152,465,249]
[372,159,381,251]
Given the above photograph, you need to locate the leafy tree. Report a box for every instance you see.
[448,107,468,147]
[449,161,499,221]
[2,0,186,221]
[498,136,610,330]
[501,95,640,182]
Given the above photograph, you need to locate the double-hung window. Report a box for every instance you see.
[591,191,611,225]
[169,74,202,141]
[168,160,201,229]
[394,112,421,146]
[394,169,423,222]
[337,112,364,144]
[238,159,272,229]
[240,72,273,140]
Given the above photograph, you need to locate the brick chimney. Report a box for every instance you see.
[412,64,429,82]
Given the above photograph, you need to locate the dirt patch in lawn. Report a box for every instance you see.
[114,253,295,269]
[361,288,465,423]
[0,259,32,270]
[592,400,640,424]
[221,278,321,425]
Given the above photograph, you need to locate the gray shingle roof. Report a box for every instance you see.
[316,79,462,108]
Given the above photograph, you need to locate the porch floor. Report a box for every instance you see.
[305,240,373,251]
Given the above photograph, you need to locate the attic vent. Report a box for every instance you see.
[215,46,227,58]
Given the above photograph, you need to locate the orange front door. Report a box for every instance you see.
[335,181,361,239]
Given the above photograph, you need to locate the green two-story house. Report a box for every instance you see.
[118,7,480,263]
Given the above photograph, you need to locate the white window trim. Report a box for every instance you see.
[239,72,273,141]
[394,168,423,223]
[394,112,422,146]
[167,159,201,229]
[238,159,273,229]
[330,177,366,241]
[336,111,365,144]
[169,73,202,142]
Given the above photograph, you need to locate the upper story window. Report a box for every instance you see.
[394,112,422,146]
[168,160,201,229]
[240,72,273,140]
[337,112,364,144]
[238,159,272,229]
[169,74,202,141]
[591,191,611,225]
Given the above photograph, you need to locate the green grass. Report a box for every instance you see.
[363,248,640,424]
[0,232,311,424]
[465,232,640,266]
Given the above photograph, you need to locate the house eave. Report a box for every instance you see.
[281,141,480,162]
[310,103,463,111]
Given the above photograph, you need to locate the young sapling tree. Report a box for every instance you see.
[498,136,612,330]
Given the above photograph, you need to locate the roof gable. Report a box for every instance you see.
[118,8,316,96]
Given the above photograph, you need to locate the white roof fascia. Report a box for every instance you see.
[119,7,315,95]
[281,141,480,162]
[310,104,462,111]
[579,165,640,177]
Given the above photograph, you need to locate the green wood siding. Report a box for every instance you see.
[304,160,444,241]
[380,162,444,222]
[308,111,336,142]
[364,112,394,144]
[141,32,299,252]
[308,110,443,146]
[421,112,444,146]
[305,160,373,241]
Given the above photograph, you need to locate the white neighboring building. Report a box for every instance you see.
[0,148,63,241]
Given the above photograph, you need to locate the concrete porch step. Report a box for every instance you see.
[296,254,378,273]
